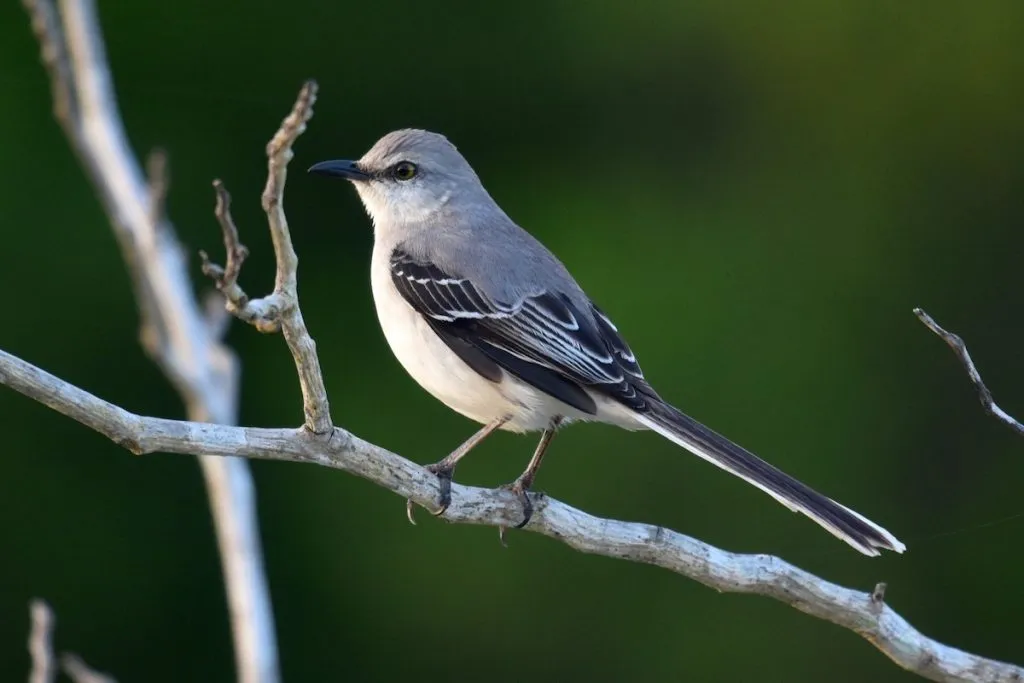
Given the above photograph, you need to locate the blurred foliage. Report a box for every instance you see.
[1,1,1023,680]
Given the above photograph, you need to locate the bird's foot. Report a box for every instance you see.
[497,476,535,546]
[405,461,456,525]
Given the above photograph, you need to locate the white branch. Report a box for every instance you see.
[61,654,117,683]
[202,81,332,435]
[914,308,1024,437]
[28,600,56,683]
[21,1,279,681]
[27,601,116,683]
[2,350,1022,683]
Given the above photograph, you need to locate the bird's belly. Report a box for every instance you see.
[371,259,551,431]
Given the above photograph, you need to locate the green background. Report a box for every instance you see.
[2,1,1023,681]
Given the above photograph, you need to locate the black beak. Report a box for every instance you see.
[307,159,371,181]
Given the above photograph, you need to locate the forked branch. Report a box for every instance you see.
[28,601,117,683]
[202,81,332,435]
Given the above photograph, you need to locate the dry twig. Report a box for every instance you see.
[28,600,56,683]
[203,81,332,434]
[27,601,117,683]
[915,308,1024,437]
[61,654,117,683]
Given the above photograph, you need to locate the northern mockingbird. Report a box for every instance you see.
[309,129,905,556]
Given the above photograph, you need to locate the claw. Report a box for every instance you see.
[405,462,454,524]
[495,477,534,545]
[493,419,558,544]
[430,463,453,515]
[405,499,418,525]
[511,481,534,529]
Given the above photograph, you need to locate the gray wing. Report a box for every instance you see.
[390,247,656,415]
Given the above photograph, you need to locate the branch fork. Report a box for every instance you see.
[198,79,332,435]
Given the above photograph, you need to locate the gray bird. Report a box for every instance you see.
[309,129,905,556]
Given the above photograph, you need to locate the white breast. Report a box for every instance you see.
[369,244,540,432]
[368,242,638,433]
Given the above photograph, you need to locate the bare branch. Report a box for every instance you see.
[21,0,76,136]
[914,308,1024,437]
[203,81,332,434]
[22,1,280,681]
[203,289,234,340]
[202,182,250,303]
[145,148,170,234]
[28,600,56,683]
[27,600,118,683]
[61,654,116,683]
[2,350,1021,683]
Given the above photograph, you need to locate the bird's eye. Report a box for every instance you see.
[392,161,418,181]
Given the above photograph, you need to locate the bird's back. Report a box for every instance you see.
[399,199,592,314]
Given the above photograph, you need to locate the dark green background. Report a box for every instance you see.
[2,2,1022,681]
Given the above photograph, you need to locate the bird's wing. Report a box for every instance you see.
[390,247,653,415]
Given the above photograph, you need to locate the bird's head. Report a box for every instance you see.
[309,129,485,228]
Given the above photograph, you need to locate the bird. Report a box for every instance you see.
[308,129,905,556]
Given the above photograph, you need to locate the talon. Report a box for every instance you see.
[426,462,454,516]
[500,477,534,533]
[405,419,509,525]
[498,526,510,547]
[496,419,558,538]
[406,462,455,524]
[514,494,533,529]
[405,499,418,525]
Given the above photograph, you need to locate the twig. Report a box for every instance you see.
[914,308,1024,437]
[26,600,117,683]
[20,1,280,681]
[203,80,332,434]
[21,0,76,136]
[1,349,1022,683]
[28,600,56,683]
[200,182,250,313]
[146,148,169,233]
[61,654,116,683]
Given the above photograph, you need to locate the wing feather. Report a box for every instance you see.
[389,247,653,413]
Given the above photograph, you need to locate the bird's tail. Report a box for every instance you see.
[632,400,905,556]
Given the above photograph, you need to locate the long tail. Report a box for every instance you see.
[633,400,905,556]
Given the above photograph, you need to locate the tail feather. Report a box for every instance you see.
[634,400,905,556]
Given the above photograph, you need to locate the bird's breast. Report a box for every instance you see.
[368,242,615,433]
[370,245,520,428]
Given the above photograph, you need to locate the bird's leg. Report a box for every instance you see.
[498,416,563,544]
[406,416,509,524]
